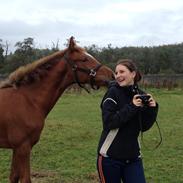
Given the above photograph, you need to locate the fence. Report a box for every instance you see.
[0,74,8,81]
[141,74,183,89]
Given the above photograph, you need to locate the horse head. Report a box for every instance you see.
[63,37,114,91]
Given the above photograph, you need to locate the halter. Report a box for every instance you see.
[63,54,102,93]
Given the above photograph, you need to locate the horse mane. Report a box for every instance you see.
[0,39,86,89]
[0,50,67,89]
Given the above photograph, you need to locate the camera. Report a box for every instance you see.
[137,94,150,105]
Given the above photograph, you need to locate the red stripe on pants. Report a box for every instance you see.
[98,155,106,183]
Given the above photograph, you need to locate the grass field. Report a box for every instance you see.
[0,88,183,183]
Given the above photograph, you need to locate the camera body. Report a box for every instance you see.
[137,94,150,105]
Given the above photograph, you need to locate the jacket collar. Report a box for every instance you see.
[109,81,140,95]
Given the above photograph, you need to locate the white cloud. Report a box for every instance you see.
[1,0,183,51]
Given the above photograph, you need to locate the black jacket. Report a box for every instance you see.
[97,82,158,160]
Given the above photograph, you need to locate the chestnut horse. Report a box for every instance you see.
[0,37,114,183]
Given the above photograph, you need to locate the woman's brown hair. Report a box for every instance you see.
[115,59,142,84]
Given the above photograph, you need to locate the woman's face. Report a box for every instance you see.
[115,64,136,86]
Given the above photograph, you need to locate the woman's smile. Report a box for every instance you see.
[115,64,136,86]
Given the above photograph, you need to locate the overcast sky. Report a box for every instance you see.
[1,0,183,51]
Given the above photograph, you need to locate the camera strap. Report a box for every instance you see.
[132,85,162,150]
[138,112,163,150]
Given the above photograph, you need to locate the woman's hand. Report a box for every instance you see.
[147,94,156,107]
[133,94,156,107]
[133,95,143,107]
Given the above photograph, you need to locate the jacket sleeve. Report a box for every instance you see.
[101,88,140,130]
[140,103,159,132]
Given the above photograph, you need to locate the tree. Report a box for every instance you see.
[13,37,35,66]
[15,37,34,56]
[0,39,4,63]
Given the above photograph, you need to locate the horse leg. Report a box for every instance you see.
[9,150,19,183]
[10,142,32,183]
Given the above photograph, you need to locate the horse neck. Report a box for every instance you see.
[22,60,73,117]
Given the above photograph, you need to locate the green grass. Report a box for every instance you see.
[0,88,183,183]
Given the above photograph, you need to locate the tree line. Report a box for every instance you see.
[1,37,183,75]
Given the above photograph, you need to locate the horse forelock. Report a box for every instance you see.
[0,50,67,88]
[85,52,95,59]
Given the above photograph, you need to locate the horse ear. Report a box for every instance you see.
[68,36,76,51]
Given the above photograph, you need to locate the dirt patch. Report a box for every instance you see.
[31,171,59,183]
[87,172,100,182]
[31,171,100,183]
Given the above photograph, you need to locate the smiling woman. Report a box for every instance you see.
[97,59,159,183]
